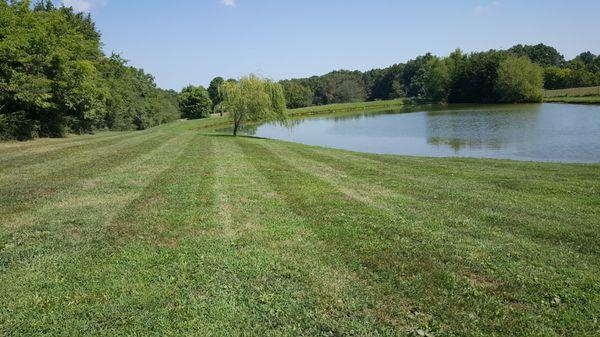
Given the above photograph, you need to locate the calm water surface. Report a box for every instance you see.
[231,104,600,163]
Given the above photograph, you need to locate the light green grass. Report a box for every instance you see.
[544,96,600,104]
[1,116,599,336]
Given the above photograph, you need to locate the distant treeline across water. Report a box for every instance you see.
[277,44,600,109]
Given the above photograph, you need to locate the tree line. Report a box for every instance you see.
[273,44,600,109]
[0,1,179,140]
[169,44,600,123]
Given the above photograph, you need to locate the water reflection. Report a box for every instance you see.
[427,137,505,152]
[424,104,542,152]
[217,103,600,163]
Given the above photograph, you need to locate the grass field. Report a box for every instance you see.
[1,117,599,336]
[544,96,600,104]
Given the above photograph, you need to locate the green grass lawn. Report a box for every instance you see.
[544,96,600,104]
[1,117,599,336]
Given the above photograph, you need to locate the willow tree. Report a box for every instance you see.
[219,75,286,136]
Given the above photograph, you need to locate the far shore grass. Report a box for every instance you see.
[289,99,407,116]
[544,96,600,104]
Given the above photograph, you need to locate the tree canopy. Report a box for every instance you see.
[495,56,544,103]
[280,81,314,109]
[179,85,212,119]
[0,0,179,140]
[508,44,565,67]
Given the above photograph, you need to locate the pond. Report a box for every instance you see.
[226,103,600,163]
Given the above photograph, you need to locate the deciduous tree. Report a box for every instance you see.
[495,56,544,103]
[178,85,212,119]
[219,75,286,136]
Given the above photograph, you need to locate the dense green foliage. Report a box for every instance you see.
[0,1,179,140]
[508,43,565,67]
[1,118,598,336]
[278,44,600,107]
[508,44,600,89]
[178,85,212,119]
[279,80,314,108]
[219,75,286,136]
[495,56,544,103]
[414,57,452,103]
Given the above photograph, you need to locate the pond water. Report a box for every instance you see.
[227,103,600,163]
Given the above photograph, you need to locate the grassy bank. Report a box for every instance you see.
[1,118,599,336]
[544,96,600,104]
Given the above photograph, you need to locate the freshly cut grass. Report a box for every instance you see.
[1,118,599,336]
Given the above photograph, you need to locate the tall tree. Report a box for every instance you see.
[207,76,224,109]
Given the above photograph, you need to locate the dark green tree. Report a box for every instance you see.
[449,51,508,103]
[573,52,599,73]
[508,44,565,67]
[208,76,224,109]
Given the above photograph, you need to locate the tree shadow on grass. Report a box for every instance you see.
[205,133,269,140]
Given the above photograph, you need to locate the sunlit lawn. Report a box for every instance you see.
[1,118,599,336]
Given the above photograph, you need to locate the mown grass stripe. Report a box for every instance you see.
[238,137,600,336]
[0,133,193,276]
[278,141,600,256]
[0,131,176,221]
[0,130,127,153]
[0,130,151,173]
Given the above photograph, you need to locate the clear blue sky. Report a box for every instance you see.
[60,0,600,90]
